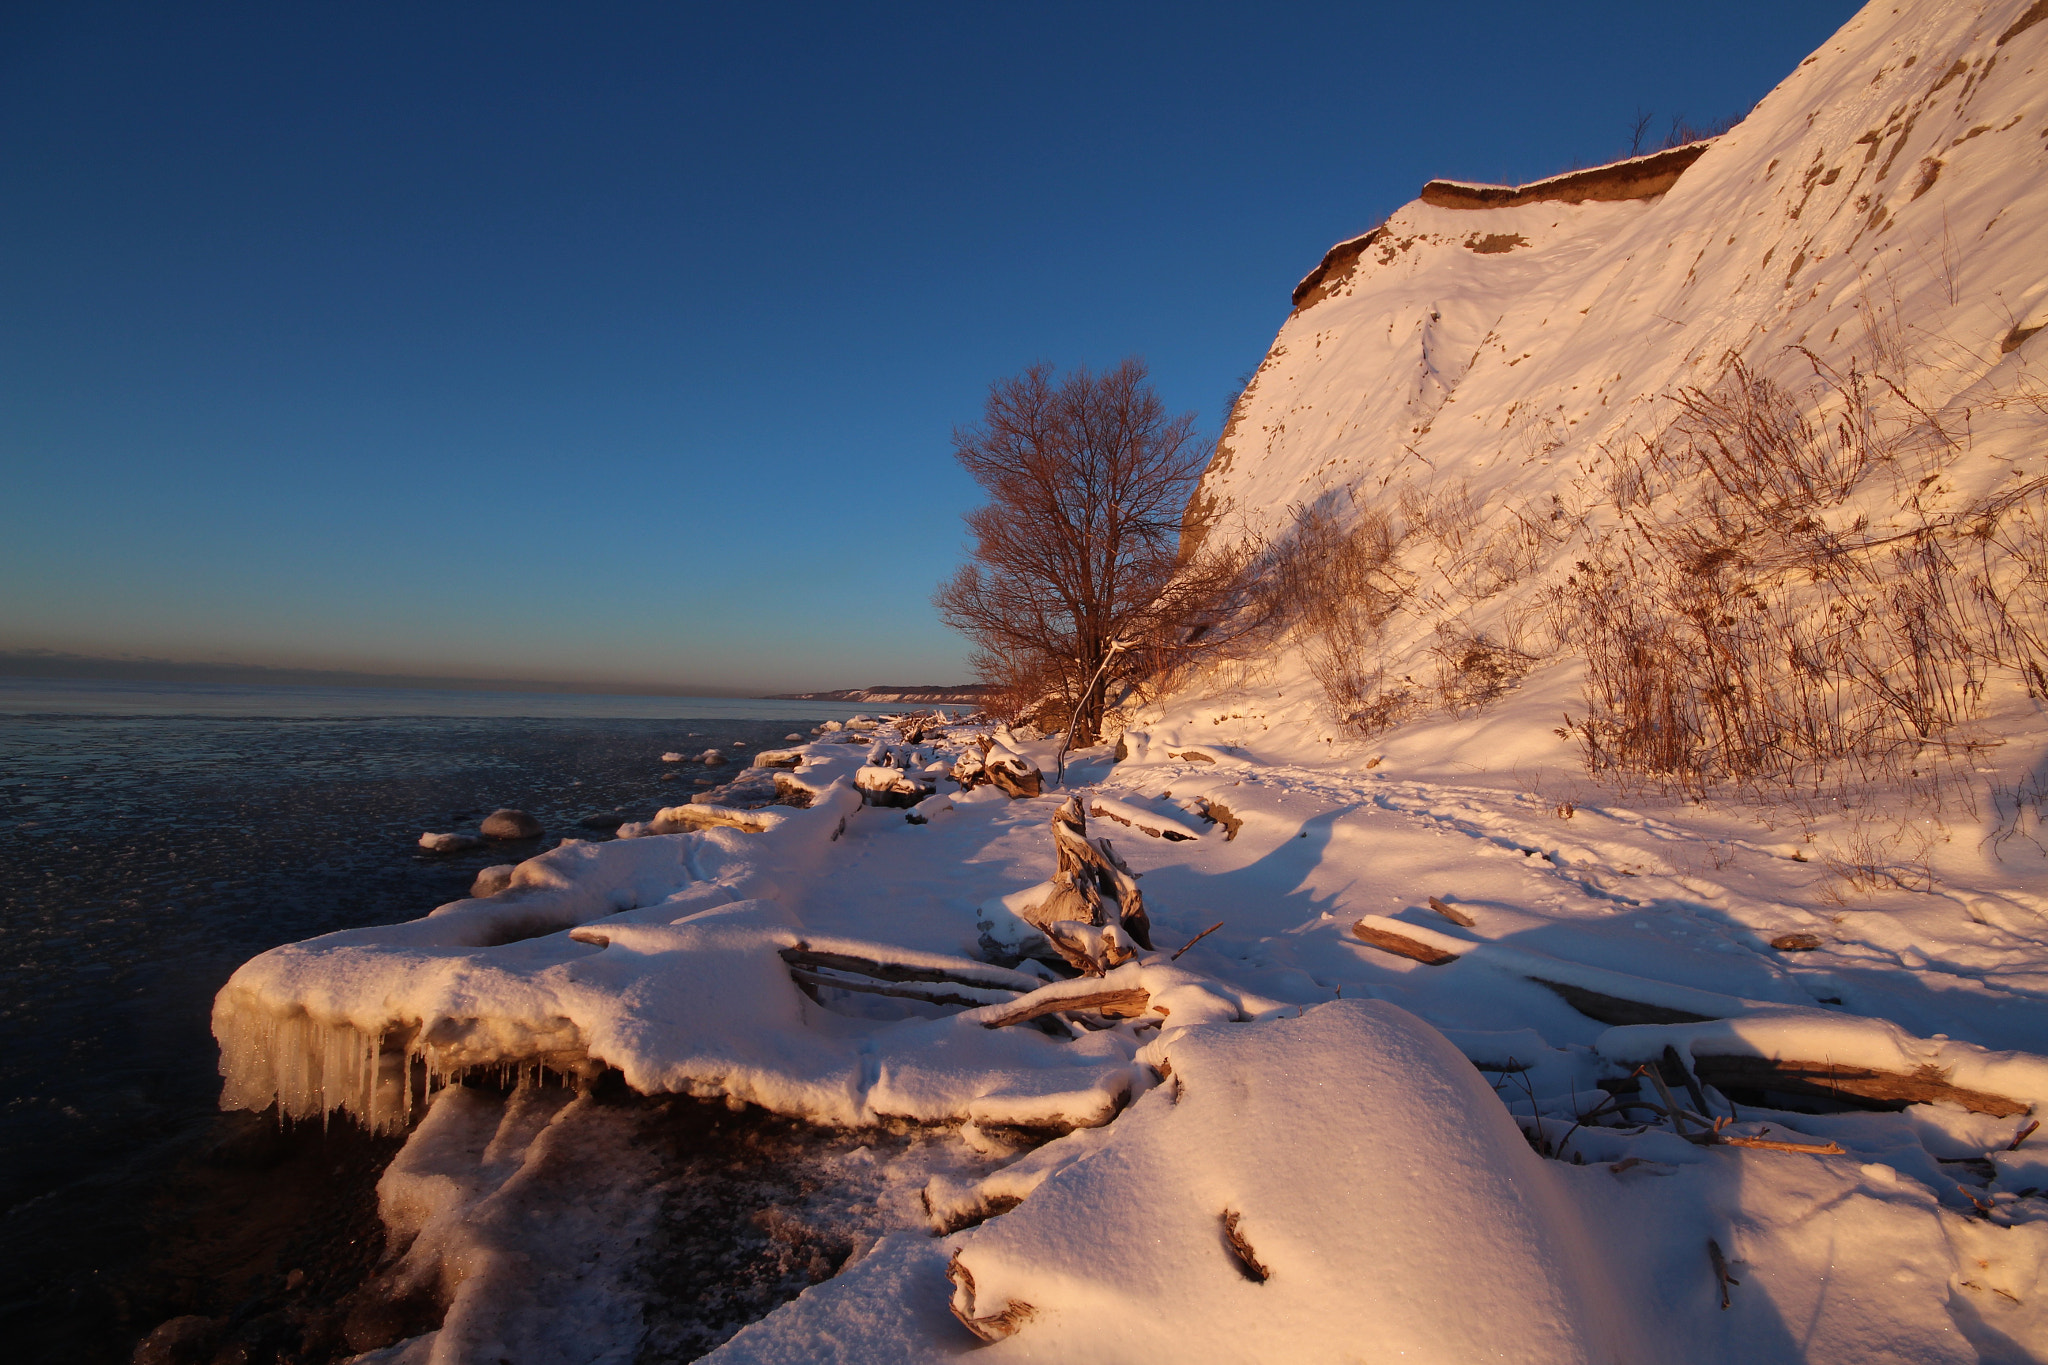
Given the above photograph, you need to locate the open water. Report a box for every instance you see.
[0,679,928,1360]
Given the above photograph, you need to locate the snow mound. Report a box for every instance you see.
[946,999,1637,1362]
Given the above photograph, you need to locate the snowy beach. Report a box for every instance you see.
[191,697,2048,1362]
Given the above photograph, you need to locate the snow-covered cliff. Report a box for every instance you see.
[1171,0,2048,772]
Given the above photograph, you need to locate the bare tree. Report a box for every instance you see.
[1626,106,1655,158]
[935,359,1214,744]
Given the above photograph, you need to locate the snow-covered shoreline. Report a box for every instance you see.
[209,0,2048,1357]
[209,700,2048,1361]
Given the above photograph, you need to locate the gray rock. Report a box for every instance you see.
[578,812,630,830]
[133,1316,223,1365]
[418,831,483,855]
[480,808,542,840]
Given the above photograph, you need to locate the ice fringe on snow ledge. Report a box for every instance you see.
[211,742,1287,1137]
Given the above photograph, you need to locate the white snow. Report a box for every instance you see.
[207,3,2048,1360]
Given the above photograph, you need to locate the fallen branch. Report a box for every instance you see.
[1708,1239,1739,1310]
[1717,1133,1846,1155]
[1171,921,1224,961]
[1426,896,1476,927]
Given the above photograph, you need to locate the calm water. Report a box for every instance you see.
[0,680,937,1355]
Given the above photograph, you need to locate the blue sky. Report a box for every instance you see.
[0,1,1857,694]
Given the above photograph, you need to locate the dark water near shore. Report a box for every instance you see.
[0,682,925,1361]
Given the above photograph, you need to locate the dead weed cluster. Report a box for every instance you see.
[1255,477,1564,736]
[1560,349,2048,810]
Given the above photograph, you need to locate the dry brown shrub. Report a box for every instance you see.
[1432,625,1539,712]
[1561,348,2048,804]
[1258,497,1419,735]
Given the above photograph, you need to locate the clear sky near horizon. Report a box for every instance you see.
[0,1,1859,695]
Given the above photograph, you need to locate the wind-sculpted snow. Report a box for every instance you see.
[946,1000,1638,1364]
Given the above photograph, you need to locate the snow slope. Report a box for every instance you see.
[206,3,2048,1362]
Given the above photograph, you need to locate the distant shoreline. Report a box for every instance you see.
[764,684,989,705]
[0,676,973,721]
[0,651,983,706]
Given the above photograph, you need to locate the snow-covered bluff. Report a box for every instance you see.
[1170,0,2048,745]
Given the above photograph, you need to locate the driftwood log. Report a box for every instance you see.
[1005,798,1155,974]
[1350,921,1459,965]
[1089,801,1195,841]
[1690,1055,2029,1118]
[1532,979,1715,1027]
[1345,923,2034,1120]
[779,946,1027,991]
[1050,799,1155,950]
[1347,921,1717,1023]
[779,946,1028,1014]
[979,985,1151,1030]
[952,738,1044,799]
[855,765,934,808]
[786,966,1010,1011]
[986,753,1043,799]
[642,803,779,834]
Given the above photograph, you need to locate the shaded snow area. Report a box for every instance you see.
[207,1,2048,1360]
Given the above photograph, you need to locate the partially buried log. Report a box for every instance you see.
[1351,921,1459,965]
[779,946,1030,991]
[979,985,1151,1030]
[1531,979,1715,1027]
[785,965,1011,1011]
[986,752,1043,799]
[855,763,934,808]
[643,803,778,834]
[1690,1055,2029,1118]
